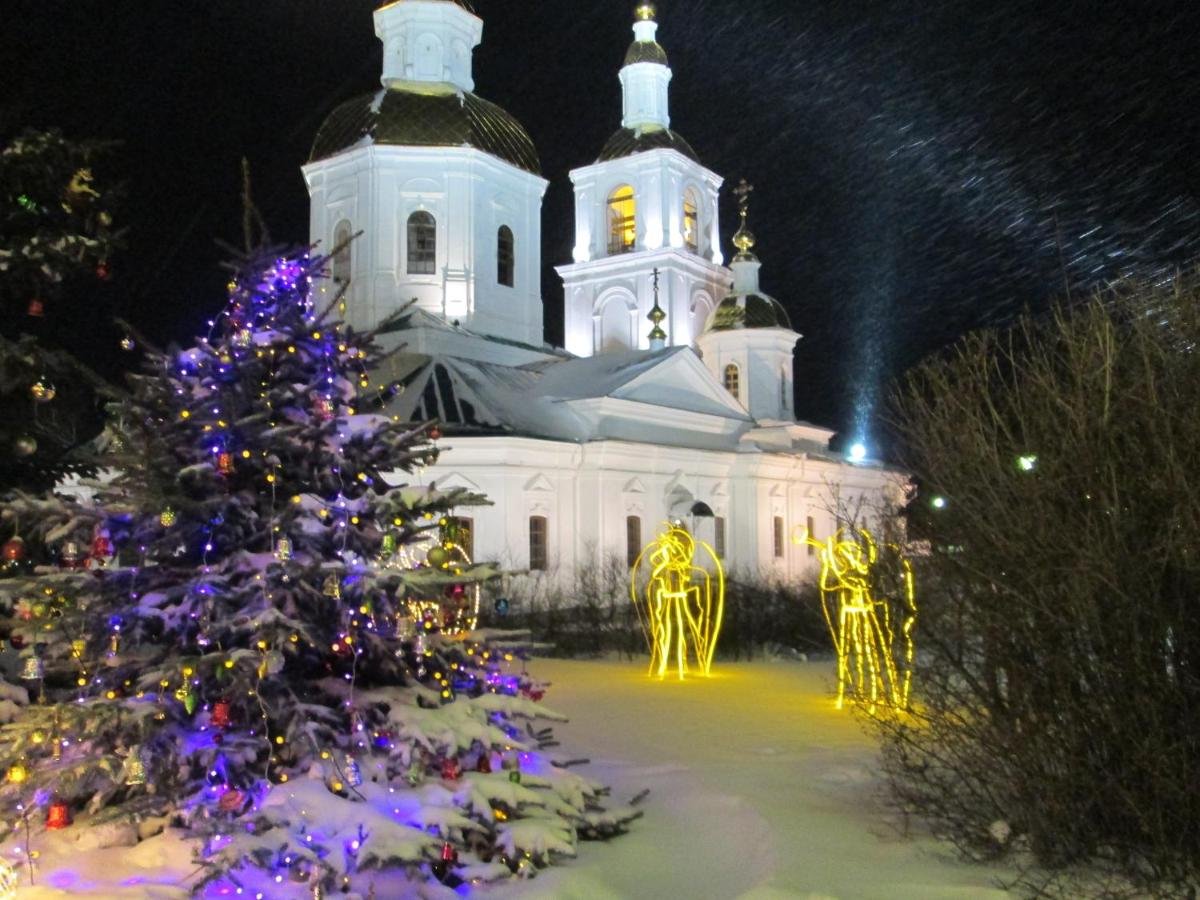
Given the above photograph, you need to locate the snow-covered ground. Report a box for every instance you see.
[9,656,1014,899]
[501,657,1014,900]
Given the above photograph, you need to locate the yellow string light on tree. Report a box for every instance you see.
[630,523,725,679]
[800,527,917,711]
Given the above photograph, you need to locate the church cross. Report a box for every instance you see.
[733,178,754,219]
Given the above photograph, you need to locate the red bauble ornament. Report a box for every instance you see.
[45,799,72,829]
[96,261,111,281]
[216,452,235,477]
[26,298,44,317]
[2,537,26,562]
[441,841,457,863]
[218,788,246,814]
[9,634,25,650]
[476,753,492,774]
[210,698,232,729]
[90,533,113,560]
[441,757,462,781]
[428,425,442,441]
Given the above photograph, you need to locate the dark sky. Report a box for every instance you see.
[7,1,1200,450]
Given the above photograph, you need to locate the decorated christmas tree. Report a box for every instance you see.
[0,246,638,895]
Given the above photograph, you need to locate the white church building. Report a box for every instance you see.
[301,0,903,584]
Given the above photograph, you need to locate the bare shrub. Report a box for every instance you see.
[874,279,1200,897]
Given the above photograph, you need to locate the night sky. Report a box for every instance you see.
[7,1,1199,451]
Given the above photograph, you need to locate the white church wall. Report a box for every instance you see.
[303,146,547,346]
[405,435,902,593]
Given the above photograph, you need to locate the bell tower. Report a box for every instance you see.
[556,4,731,358]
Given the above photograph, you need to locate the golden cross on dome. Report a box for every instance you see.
[636,4,657,22]
[733,178,754,217]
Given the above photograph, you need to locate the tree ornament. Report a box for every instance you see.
[210,698,232,729]
[432,841,458,881]
[218,788,246,814]
[96,260,111,281]
[13,434,37,457]
[440,757,462,781]
[61,540,83,568]
[508,768,521,784]
[344,755,362,788]
[404,758,424,786]
[45,798,72,829]
[275,537,293,561]
[6,760,28,785]
[380,533,398,557]
[426,546,449,568]
[428,425,442,441]
[19,655,44,681]
[159,507,177,528]
[90,529,114,565]
[322,574,342,599]
[119,336,136,351]
[494,597,511,616]
[124,749,147,786]
[2,537,27,563]
[30,378,56,403]
[475,753,492,774]
[216,452,235,477]
[313,396,336,421]
[232,328,253,349]
[26,298,44,317]
[70,639,87,659]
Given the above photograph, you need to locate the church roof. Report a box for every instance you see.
[704,292,793,332]
[377,0,476,12]
[311,88,540,174]
[597,127,699,164]
[624,39,668,66]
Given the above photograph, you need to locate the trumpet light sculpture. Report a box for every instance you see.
[803,527,917,711]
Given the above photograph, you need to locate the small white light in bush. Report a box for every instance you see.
[848,442,868,463]
[1017,454,1038,472]
[931,495,948,510]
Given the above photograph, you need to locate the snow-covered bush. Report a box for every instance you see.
[877,278,1200,897]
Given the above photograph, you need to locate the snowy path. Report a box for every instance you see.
[499,657,1014,900]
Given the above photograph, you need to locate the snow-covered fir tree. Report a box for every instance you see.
[0,247,639,895]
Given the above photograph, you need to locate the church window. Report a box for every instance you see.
[683,189,699,254]
[529,515,548,571]
[780,366,789,414]
[407,211,437,275]
[497,225,514,287]
[773,516,785,559]
[626,515,642,567]
[451,517,474,561]
[806,515,816,556]
[714,516,726,559]
[332,220,352,284]
[607,185,637,256]
[723,363,740,400]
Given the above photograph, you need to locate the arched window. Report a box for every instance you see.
[607,185,636,256]
[529,515,548,571]
[626,515,642,568]
[723,363,740,400]
[780,365,790,414]
[683,189,699,254]
[332,220,352,284]
[407,211,436,275]
[497,225,514,287]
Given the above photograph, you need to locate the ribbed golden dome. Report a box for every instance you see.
[311,88,540,174]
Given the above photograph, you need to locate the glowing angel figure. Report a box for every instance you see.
[803,527,917,711]
[630,524,725,679]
